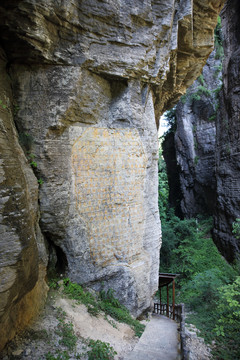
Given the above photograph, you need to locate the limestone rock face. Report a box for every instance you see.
[163,49,222,218]
[11,66,161,315]
[213,0,240,262]
[0,0,224,116]
[0,48,48,351]
[0,0,224,349]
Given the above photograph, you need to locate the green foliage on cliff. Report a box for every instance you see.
[160,212,240,358]
[213,276,240,359]
[0,99,7,109]
[232,218,240,239]
[87,339,117,360]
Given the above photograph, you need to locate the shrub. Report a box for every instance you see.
[213,277,240,359]
[87,339,117,360]
[232,218,240,239]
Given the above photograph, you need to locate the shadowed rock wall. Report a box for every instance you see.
[0,0,224,350]
[213,0,240,262]
[163,49,222,218]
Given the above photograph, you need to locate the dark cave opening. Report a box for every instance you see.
[46,235,68,276]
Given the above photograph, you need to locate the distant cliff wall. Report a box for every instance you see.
[163,49,222,218]
[0,0,223,350]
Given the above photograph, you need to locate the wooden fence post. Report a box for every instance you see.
[173,279,175,320]
[167,284,169,317]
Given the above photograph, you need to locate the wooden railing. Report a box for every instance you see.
[153,302,181,322]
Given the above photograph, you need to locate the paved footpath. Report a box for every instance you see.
[124,314,181,360]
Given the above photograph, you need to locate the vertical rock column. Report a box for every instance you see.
[213,0,240,262]
[0,49,48,351]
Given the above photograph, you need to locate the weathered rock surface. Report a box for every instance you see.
[0,48,48,351]
[213,0,240,262]
[11,66,161,316]
[163,49,222,218]
[0,0,224,350]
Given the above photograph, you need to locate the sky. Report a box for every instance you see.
[158,115,170,137]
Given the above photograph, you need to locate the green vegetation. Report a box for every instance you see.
[56,309,77,350]
[180,82,217,109]
[45,351,74,360]
[194,156,199,166]
[0,99,7,109]
[87,339,117,360]
[62,279,145,337]
[28,153,38,168]
[180,93,187,104]
[193,85,212,98]
[45,300,122,360]
[214,63,223,79]
[232,218,240,239]
[214,16,224,60]
[197,74,205,86]
[214,277,240,359]
[209,113,216,122]
[38,178,44,185]
[44,308,81,360]
[44,278,146,360]
[158,148,240,359]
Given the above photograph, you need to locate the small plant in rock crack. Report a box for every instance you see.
[87,339,117,360]
[38,178,44,185]
[28,153,38,168]
[0,99,7,109]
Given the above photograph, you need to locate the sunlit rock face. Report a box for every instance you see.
[0,0,223,349]
[213,0,240,262]
[11,67,161,316]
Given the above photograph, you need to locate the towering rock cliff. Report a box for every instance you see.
[213,0,240,262]
[0,0,223,350]
[162,0,240,263]
[163,48,222,218]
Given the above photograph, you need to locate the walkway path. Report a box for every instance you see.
[124,314,180,360]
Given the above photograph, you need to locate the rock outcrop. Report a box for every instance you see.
[163,48,222,218]
[213,0,240,262]
[0,0,224,350]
